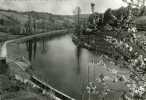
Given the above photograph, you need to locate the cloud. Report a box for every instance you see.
[0,0,125,15]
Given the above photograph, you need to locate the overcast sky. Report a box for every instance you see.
[0,0,126,15]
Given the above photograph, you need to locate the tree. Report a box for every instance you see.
[80,1,146,99]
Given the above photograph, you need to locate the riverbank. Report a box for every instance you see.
[0,67,56,100]
[0,30,75,100]
[0,75,51,100]
[0,57,71,100]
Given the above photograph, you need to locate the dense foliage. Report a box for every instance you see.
[75,5,146,100]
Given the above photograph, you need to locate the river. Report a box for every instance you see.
[7,34,128,100]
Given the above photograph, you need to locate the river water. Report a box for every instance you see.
[7,34,128,100]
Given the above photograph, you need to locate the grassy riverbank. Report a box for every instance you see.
[0,75,47,100]
[0,75,59,100]
[0,60,62,100]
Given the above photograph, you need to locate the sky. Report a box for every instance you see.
[0,0,126,15]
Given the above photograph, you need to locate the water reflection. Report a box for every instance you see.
[33,39,37,59]
[8,34,128,100]
[32,35,82,99]
[41,40,48,54]
[26,40,33,61]
[26,39,37,61]
[76,46,81,74]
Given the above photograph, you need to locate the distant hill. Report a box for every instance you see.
[1,8,146,35]
[0,9,74,35]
